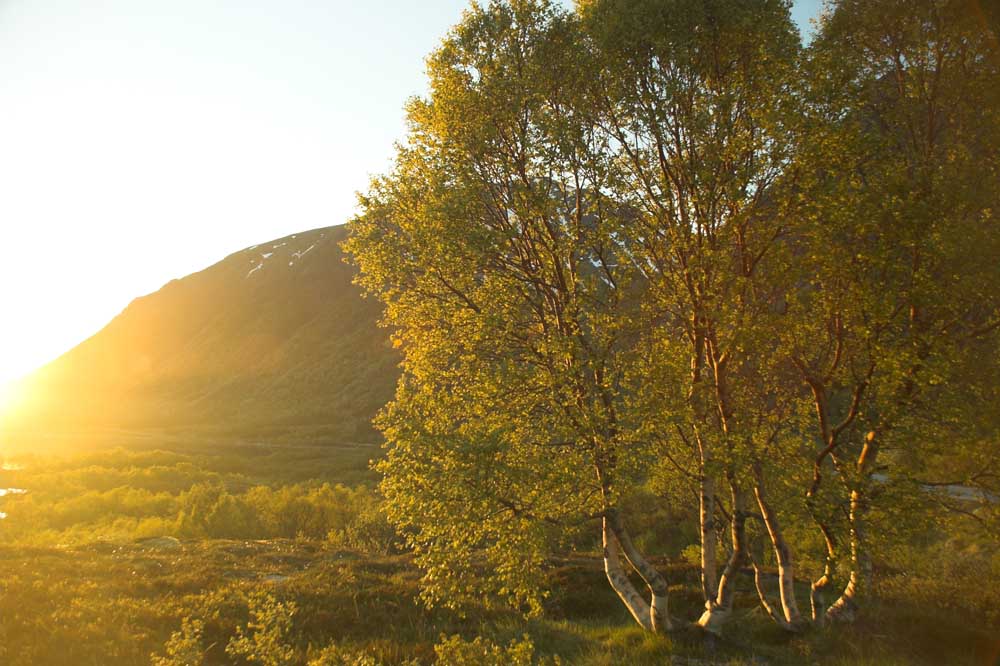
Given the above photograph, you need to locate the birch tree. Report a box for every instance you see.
[347,0,672,630]
[785,0,1000,624]
[579,0,804,631]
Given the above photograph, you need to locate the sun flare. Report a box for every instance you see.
[0,378,24,416]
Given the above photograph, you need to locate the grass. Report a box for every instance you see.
[1,444,997,665]
[0,538,997,665]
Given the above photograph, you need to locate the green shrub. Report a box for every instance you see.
[226,591,299,666]
[434,634,556,666]
[151,618,205,666]
[306,644,385,666]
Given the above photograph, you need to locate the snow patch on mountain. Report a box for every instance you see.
[292,244,315,261]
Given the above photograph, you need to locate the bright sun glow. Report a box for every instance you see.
[0,0,476,387]
[0,378,21,416]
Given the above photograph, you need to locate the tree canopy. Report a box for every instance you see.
[346,0,1000,635]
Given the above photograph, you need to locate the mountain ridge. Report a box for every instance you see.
[1,224,398,447]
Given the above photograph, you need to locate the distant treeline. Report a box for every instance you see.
[0,448,394,553]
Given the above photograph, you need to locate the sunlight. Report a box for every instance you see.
[0,377,24,416]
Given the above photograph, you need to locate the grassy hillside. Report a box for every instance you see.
[0,225,399,447]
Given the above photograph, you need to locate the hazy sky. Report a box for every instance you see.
[0,0,823,393]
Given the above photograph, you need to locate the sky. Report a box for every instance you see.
[0,0,824,397]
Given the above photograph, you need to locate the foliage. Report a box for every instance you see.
[0,447,396,552]
[346,0,1000,634]
[152,618,206,666]
[348,0,644,614]
[226,591,299,666]
[434,634,552,666]
[306,644,385,666]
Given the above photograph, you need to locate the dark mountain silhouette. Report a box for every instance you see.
[1,225,398,444]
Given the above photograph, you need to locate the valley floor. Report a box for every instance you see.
[0,538,996,665]
[0,443,996,665]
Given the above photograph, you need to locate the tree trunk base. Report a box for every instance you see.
[825,596,858,623]
[696,603,732,635]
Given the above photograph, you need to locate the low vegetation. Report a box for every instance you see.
[0,446,997,664]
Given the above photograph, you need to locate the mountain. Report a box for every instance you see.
[0,225,399,445]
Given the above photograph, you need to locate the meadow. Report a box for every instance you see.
[1,441,995,665]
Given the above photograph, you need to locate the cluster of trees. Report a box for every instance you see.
[176,482,394,551]
[1,450,394,551]
[346,0,1000,634]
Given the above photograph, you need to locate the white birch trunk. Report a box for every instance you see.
[751,560,795,630]
[810,568,834,627]
[809,525,837,627]
[697,485,747,634]
[825,489,865,623]
[753,481,803,628]
[827,432,879,623]
[606,511,673,632]
[603,518,654,631]
[699,473,719,604]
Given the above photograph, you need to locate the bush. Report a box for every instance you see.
[306,644,389,666]
[226,591,299,666]
[434,635,557,666]
[151,618,205,666]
